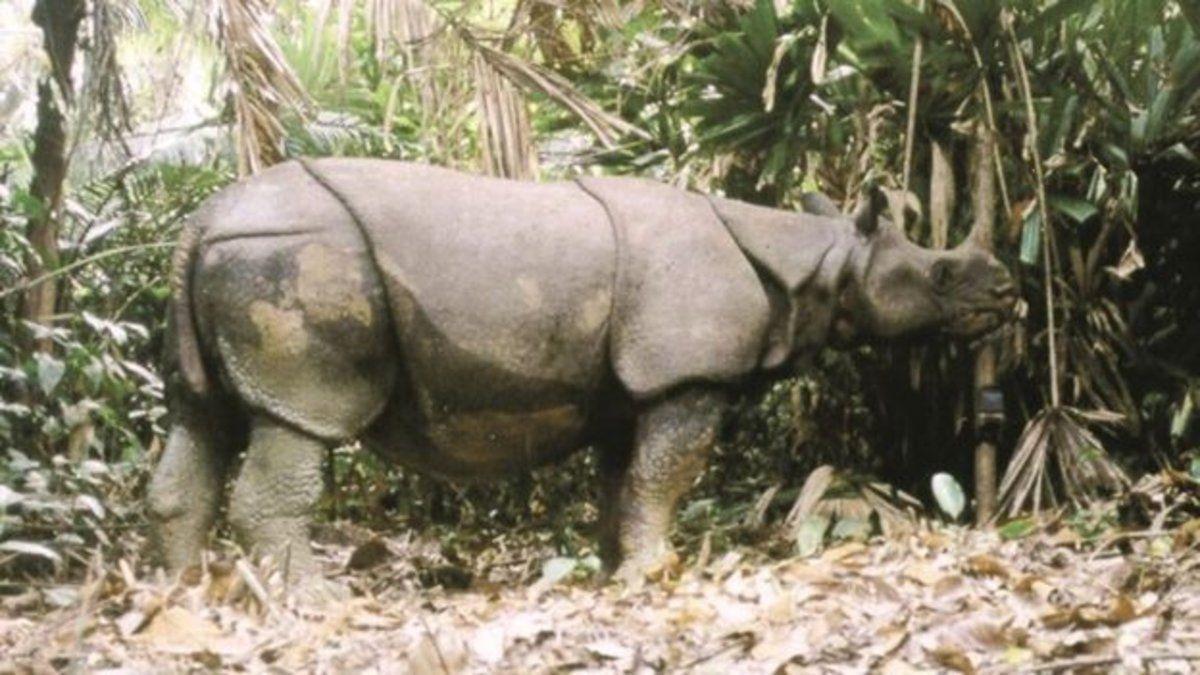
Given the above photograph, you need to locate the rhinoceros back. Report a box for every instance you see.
[304,159,617,466]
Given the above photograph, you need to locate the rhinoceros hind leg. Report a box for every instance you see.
[147,397,240,572]
[612,387,726,583]
[595,429,634,573]
[228,416,327,583]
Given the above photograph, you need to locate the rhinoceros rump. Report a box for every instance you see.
[148,159,1016,588]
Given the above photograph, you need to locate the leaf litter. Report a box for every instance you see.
[2,512,1200,672]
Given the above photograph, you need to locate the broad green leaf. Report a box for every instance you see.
[744,0,780,62]
[795,514,830,557]
[1099,142,1129,170]
[931,472,965,520]
[1143,87,1174,147]
[831,517,872,541]
[1018,0,1095,40]
[0,540,61,565]
[1189,457,1200,480]
[1171,389,1195,439]
[34,354,66,395]
[1020,212,1042,266]
[538,557,576,588]
[998,518,1037,540]
[74,494,105,519]
[1181,0,1200,37]
[1094,45,1135,106]
[680,498,715,523]
[881,0,937,34]
[1042,92,1079,159]
[0,484,24,510]
[1048,194,1098,223]
[43,586,78,608]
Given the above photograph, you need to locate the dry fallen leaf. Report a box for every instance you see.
[408,632,467,675]
[1013,574,1054,601]
[964,554,1010,579]
[469,624,507,665]
[902,561,947,587]
[1043,594,1139,630]
[346,537,391,571]
[5,502,1200,674]
[879,657,935,674]
[822,542,867,564]
[929,645,976,673]
[134,607,233,655]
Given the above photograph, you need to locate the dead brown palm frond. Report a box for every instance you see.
[996,407,1131,519]
[473,52,537,180]
[456,27,652,150]
[367,0,444,59]
[366,0,535,176]
[785,465,923,541]
[211,0,309,175]
[371,1,647,168]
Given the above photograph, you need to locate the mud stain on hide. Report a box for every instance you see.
[295,244,372,325]
[428,404,586,466]
[515,276,544,310]
[576,289,610,334]
[248,301,308,357]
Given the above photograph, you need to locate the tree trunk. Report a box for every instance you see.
[970,126,998,526]
[24,0,85,353]
[929,140,954,250]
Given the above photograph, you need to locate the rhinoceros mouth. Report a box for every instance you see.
[946,304,1016,338]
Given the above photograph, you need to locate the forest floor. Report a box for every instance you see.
[4,512,1200,675]
[7,461,1200,672]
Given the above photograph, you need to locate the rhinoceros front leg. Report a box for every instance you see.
[612,387,726,583]
[228,417,327,583]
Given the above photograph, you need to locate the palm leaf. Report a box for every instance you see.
[211,0,309,175]
[996,407,1131,519]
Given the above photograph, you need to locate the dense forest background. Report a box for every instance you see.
[1,0,1198,578]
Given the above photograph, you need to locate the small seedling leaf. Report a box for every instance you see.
[931,472,965,520]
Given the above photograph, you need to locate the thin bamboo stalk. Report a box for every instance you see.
[1004,11,1060,407]
[900,0,926,216]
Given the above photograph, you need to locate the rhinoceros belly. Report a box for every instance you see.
[308,159,616,476]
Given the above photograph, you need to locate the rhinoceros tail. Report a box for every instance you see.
[167,216,211,397]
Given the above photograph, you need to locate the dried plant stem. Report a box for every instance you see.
[213,0,309,176]
[1004,11,1060,407]
[937,0,1013,218]
[442,11,650,149]
[900,0,926,206]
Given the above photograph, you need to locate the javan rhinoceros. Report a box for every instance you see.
[147,158,1016,589]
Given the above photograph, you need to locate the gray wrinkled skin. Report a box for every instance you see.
[148,159,1017,586]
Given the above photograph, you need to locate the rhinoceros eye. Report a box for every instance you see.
[930,260,955,293]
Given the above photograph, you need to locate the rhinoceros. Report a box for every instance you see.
[147,158,1016,589]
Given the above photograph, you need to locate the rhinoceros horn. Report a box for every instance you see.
[852,184,889,237]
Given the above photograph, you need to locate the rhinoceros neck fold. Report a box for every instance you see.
[575,176,772,399]
[705,195,857,368]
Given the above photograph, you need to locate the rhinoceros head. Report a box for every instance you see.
[839,188,1017,341]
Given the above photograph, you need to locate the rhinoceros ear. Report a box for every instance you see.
[800,191,842,217]
[853,185,887,237]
